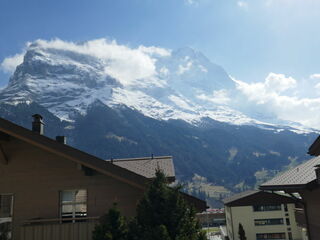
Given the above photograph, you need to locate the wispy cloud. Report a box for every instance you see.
[184,0,199,6]
[234,73,320,128]
[237,1,249,9]
[1,53,25,73]
[310,73,320,79]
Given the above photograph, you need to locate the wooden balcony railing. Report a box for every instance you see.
[20,217,99,240]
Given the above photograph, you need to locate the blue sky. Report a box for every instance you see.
[1,0,320,86]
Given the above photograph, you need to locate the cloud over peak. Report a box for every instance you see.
[1,53,25,73]
[1,38,171,88]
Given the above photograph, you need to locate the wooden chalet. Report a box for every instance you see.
[0,115,206,240]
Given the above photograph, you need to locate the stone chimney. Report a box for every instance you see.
[56,136,67,144]
[32,114,44,135]
[315,164,320,184]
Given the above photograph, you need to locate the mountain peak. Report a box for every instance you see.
[0,40,314,133]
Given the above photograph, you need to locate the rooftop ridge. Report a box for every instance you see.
[107,156,172,162]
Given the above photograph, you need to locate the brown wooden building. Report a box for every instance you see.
[260,136,320,240]
[0,115,206,240]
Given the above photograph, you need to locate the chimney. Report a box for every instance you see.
[32,114,44,135]
[315,164,320,184]
[56,136,67,144]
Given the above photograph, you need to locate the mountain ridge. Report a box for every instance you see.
[0,40,318,200]
[1,41,315,134]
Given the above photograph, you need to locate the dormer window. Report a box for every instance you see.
[60,190,87,222]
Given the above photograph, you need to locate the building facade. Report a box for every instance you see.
[0,115,206,240]
[224,191,302,240]
[260,135,320,240]
[196,208,225,228]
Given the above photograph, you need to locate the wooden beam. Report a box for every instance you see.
[0,144,8,165]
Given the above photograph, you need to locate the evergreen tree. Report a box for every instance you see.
[92,204,128,240]
[129,170,206,240]
[238,223,247,240]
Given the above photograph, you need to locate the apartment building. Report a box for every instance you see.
[224,190,302,240]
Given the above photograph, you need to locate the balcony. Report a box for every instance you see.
[20,217,99,240]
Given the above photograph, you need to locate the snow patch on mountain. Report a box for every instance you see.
[0,39,317,134]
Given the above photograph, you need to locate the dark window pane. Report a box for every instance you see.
[253,205,281,212]
[255,218,284,226]
[0,195,13,218]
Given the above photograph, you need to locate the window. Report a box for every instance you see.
[0,195,13,218]
[254,218,284,226]
[253,205,281,212]
[284,204,288,212]
[0,194,13,240]
[256,233,286,240]
[60,190,87,221]
[288,232,293,240]
[286,218,290,225]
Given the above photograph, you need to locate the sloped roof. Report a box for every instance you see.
[0,116,209,211]
[308,135,320,156]
[111,156,175,182]
[223,190,295,206]
[260,156,320,191]
[0,116,174,189]
[223,190,259,205]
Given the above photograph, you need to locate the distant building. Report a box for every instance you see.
[196,208,226,228]
[223,190,302,240]
[0,115,206,240]
[260,135,320,240]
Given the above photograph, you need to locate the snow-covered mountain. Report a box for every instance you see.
[0,40,315,133]
[0,40,318,195]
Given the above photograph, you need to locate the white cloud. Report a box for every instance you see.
[265,72,296,93]
[237,1,249,9]
[185,0,198,5]
[1,53,25,73]
[235,73,320,128]
[310,73,320,79]
[159,67,169,76]
[197,89,230,105]
[2,38,171,88]
[138,46,171,57]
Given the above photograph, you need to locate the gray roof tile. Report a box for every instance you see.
[261,156,320,188]
[110,156,175,180]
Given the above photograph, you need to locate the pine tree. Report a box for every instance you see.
[92,204,128,240]
[129,170,206,240]
[238,223,247,240]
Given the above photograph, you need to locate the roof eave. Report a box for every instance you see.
[0,118,150,190]
[259,184,306,192]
